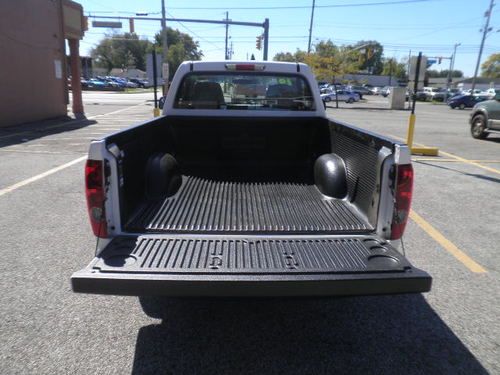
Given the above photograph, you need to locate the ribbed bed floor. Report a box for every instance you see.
[126,176,373,233]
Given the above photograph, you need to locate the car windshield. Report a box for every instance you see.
[174,72,315,111]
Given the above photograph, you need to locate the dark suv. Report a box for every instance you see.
[470,91,500,139]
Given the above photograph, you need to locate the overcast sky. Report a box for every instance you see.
[79,0,500,76]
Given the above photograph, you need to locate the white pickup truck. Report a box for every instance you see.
[72,61,431,297]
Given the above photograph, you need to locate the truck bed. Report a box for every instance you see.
[126,176,372,234]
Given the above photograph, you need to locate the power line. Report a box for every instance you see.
[165,0,440,10]
[165,11,225,51]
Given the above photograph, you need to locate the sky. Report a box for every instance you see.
[79,0,500,77]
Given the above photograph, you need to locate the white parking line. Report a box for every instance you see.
[0,156,86,197]
[0,102,146,140]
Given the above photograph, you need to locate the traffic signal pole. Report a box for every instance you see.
[88,15,270,60]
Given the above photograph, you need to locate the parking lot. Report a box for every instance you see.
[0,93,498,374]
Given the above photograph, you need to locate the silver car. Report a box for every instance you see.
[321,89,360,103]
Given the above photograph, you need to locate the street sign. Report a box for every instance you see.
[92,21,122,28]
[426,59,436,67]
[409,55,427,83]
[146,53,162,83]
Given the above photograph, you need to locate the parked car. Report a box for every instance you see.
[347,85,372,99]
[380,86,391,97]
[370,86,383,95]
[321,89,360,103]
[414,90,428,101]
[447,94,487,109]
[469,91,500,139]
[431,88,449,102]
[71,60,431,298]
[87,78,106,89]
[80,78,89,88]
[463,89,483,96]
[129,78,150,88]
[484,88,498,99]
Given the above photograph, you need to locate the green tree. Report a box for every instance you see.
[381,58,407,80]
[91,33,151,72]
[273,39,386,80]
[154,28,203,79]
[273,49,307,62]
[314,40,338,57]
[480,53,500,78]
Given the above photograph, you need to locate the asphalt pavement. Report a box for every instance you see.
[0,92,498,375]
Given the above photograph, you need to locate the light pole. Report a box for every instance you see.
[471,0,494,93]
[307,0,316,54]
[446,42,460,90]
[161,0,168,92]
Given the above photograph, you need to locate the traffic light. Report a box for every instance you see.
[129,18,135,33]
[438,57,442,64]
[256,35,262,50]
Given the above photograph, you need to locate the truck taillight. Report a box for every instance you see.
[391,164,413,240]
[85,160,108,238]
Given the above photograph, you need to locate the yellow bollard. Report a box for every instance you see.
[406,113,416,149]
[405,113,439,156]
[153,107,160,117]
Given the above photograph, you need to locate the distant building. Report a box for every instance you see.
[0,0,86,127]
[454,77,500,91]
[427,77,462,88]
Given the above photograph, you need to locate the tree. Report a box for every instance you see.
[273,39,386,81]
[154,28,203,79]
[381,58,407,80]
[91,28,202,78]
[91,33,151,72]
[314,40,338,57]
[481,53,500,78]
[273,50,306,62]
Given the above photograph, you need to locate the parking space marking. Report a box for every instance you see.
[413,158,500,163]
[389,134,500,175]
[409,209,487,273]
[0,102,147,140]
[0,156,86,197]
[0,149,74,155]
[438,150,500,176]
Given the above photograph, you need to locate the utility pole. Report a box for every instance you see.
[263,18,269,61]
[471,0,494,93]
[307,0,316,54]
[446,43,461,90]
[225,12,229,60]
[161,0,168,93]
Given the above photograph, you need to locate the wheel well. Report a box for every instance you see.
[472,112,486,122]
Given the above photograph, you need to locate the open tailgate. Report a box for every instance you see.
[72,235,431,297]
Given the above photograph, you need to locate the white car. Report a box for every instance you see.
[321,89,360,103]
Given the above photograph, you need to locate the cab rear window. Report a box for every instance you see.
[174,73,315,111]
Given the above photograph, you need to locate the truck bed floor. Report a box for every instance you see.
[126,176,373,234]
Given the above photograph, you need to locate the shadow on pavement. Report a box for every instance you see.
[483,136,500,143]
[0,116,97,149]
[132,295,487,375]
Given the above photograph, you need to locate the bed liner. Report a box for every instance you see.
[126,176,373,234]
